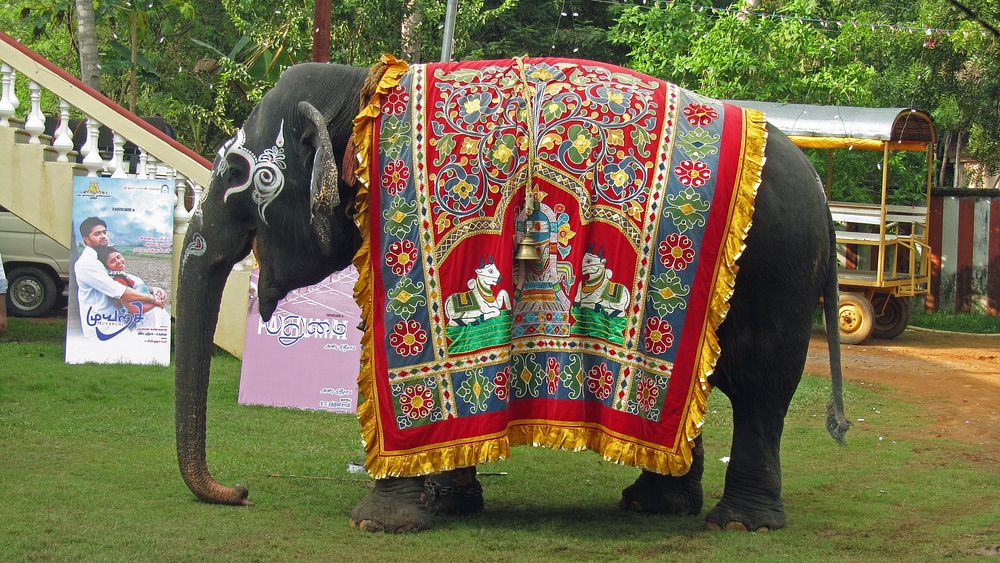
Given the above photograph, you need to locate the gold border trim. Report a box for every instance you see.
[351,54,409,478]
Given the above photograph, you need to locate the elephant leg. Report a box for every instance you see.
[705,322,807,532]
[424,466,485,515]
[349,476,432,533]
[705,397,789,532]
[619,436,704,515]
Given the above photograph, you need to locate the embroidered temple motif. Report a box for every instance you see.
[352,56,767,478]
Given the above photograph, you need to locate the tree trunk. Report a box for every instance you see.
[401,0,422,62]
[312,0,331,63]
[75,0,101,91]
[129,12,138,112]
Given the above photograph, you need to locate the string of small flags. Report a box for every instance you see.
[581,0,994,39]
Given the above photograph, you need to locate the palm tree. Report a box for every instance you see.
[75,0,100,90]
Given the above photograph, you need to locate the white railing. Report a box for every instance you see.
[0,31,212,235]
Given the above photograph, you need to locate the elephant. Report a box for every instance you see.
[175,58,848,534]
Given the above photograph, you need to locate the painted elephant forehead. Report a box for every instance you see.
[351,56,768,480]
[221,120,288,225]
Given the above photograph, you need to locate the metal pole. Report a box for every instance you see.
[441,0,458,62]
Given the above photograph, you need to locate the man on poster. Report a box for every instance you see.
[75,216,163,339]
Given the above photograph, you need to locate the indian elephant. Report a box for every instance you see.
[175,59,848,534]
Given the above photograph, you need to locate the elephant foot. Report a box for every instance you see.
[704,497,785,532]
[349,476,432,533]
[619,470,703,515]
[424,467,484,515]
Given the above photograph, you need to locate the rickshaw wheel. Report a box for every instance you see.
[872,294,910,340]
[837,292,874,345]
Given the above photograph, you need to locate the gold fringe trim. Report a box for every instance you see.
[679,106,768,473]
[352,63,768,478]
[351,54,409,478]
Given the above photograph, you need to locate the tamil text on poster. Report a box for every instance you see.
[238,266,361,413]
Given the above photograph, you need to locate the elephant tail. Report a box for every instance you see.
[823,208,850,444]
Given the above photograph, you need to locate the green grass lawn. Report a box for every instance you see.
[910,309,1000,334]
[2,316,998,561]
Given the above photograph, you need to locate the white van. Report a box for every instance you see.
[0,207,69,316]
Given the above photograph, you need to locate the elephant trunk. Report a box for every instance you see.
[174,220,252,505]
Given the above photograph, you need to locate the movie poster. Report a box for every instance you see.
[65,177,174,366]
[238,266,362,413]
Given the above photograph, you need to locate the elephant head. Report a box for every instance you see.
[175,63,369,504]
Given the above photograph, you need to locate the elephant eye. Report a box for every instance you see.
[224,158,250,185]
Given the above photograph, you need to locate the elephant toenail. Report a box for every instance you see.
[705,521,722,531]
[755,526,770,533]
[724,521,748,531]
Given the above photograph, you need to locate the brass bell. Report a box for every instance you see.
[514,238,543,261]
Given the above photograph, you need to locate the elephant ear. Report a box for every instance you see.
[297,100,340,256]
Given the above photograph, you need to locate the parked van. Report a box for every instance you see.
[0,207,69,316]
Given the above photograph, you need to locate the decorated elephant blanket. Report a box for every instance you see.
[351,55,766,478]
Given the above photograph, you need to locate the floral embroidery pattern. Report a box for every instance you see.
[586,364,615,400]
[634,376,659,413]
[673,159,711,188]
[399,383,435,420]
[457,92,498,124]
[369,61,756,453]
[658,233,696,270]
[510,353,542,399]
[683,103,718,127]
[379,116,411,158]
[594,85,633,115]
[381,160,411,196]
[560,124,599,166]
[389,320,427,356]
[493,367,510,402]
[644,316,675,354]
[545,357,562,395]
[386,239,418,275]
[383,87,411,115]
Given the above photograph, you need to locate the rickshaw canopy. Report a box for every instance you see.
[729,101,936,152]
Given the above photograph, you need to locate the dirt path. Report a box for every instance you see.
[805,328,1000,449]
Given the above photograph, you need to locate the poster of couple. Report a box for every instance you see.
[65,177,174,366]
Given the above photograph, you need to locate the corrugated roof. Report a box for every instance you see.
[727,101,936,144]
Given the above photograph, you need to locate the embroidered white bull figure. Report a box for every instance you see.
[445,258,512,326]
[576,250,630,317]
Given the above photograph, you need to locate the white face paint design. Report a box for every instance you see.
[220,120,287,224]
[181,232,207,271]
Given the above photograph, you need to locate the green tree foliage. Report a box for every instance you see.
[6,0,998,191]
[464,0,628,63]
[611,0,1000,200]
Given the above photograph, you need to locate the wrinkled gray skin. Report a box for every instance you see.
[176,62,849,534]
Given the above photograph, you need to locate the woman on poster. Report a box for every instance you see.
[96,246,169,330]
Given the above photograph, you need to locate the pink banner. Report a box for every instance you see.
[238,267,361,412]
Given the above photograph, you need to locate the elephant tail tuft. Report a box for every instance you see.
[826,400,851,445]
